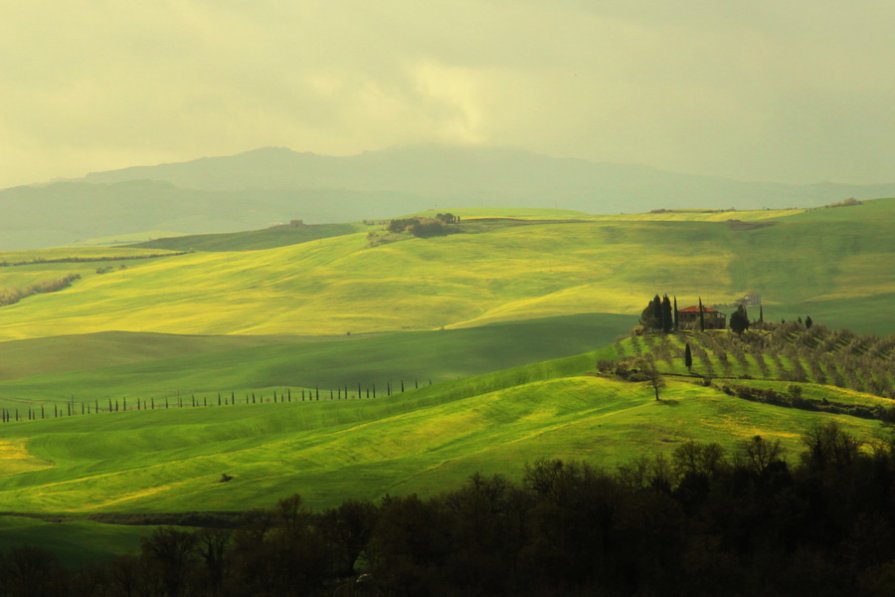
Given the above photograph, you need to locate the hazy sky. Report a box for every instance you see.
[2,1,893,188]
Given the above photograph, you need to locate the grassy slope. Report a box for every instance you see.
[0,516,152,566]
[1,199,895,340]
[134,223,360,252]
[0,314,631,404]
[1,199,894,340]
[0,349,886,515]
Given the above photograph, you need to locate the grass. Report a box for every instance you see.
[0,200,894,559]
[134,222,361,252]
[0,199,894,340]
[0,313,631,406]
[0,516,153,567]
[0,346,888,516]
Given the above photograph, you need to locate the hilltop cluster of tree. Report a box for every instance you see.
[387,213,460,238]
[640,293,677,332]
[6,424,895,596]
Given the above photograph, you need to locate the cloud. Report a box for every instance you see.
[0,1,893,187]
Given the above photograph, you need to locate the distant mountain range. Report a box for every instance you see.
[3,145,894,249]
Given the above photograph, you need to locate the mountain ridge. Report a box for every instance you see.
[4,144,895,249]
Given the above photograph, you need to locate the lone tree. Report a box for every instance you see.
[684,343,693,372]
[639,357,665,401]
[805,315,813,329]
[730,304,750,334]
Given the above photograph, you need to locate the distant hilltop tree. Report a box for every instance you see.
[387,214,460,238]
[826,197,863,208]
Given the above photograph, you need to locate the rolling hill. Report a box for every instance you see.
[1,202,895,563]
[1,200,894,344]
[0,346,887,516]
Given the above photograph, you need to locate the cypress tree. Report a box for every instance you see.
[759,305,764,324]
[685,343,693,372]
[805,315,814,329]
[661,295,673,333]
[698,297,705,332]
[730,304,750,335]
[673,296,679,330]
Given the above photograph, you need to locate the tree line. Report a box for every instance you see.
[0,274,81,307]
[0,379,431,424]
[4,424,895,595]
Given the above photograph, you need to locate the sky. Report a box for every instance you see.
[1,0,894,188]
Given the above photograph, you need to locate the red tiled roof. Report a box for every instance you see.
[679,306,720,313]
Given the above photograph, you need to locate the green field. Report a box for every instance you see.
[0,313,630,405]
[1,201,895,561]
[1,199,894,340]
[0,348,887,516]
[134,222,361,252]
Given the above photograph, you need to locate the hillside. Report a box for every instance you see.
[5,145,895,249]
[0,345,888,515]
[2,200,895,341]
[134,221,360,252]
[0,314,631,404]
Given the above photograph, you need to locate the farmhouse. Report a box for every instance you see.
[678,305,726,330]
